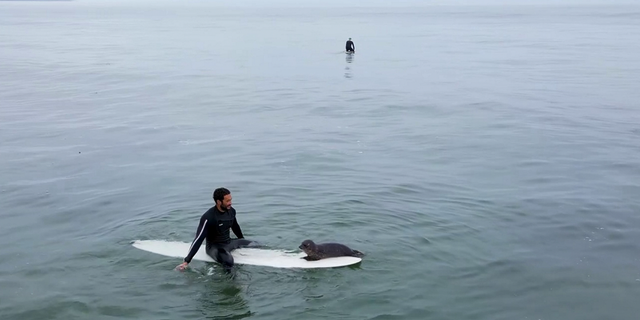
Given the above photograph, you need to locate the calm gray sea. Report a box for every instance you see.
[1,0,640,319]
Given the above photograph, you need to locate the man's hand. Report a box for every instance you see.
[175,262,188,271]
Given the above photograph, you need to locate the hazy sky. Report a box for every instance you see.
[66,0,640,7]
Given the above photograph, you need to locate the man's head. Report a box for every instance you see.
[213,187,232,210]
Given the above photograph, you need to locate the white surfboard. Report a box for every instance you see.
[132,240,362,269]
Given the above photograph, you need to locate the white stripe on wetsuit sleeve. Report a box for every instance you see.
[187,219,208,253]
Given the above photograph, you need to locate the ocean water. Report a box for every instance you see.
[1,1,640,319]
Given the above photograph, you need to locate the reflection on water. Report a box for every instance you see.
[345,52,353,79]
[196,267,254,320]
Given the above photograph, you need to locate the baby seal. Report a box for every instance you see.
[299,239,364,261]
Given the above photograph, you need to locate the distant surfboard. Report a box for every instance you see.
[132,240,362,269]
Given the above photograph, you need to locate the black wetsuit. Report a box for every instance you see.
[183,206,251,271]
[346,40,355,52]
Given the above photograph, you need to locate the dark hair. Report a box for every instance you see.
[213,187,231,202]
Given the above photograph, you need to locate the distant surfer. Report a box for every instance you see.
[176,188,253,273]
[345,38,355,53]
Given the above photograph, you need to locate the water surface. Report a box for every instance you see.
[1,1,640,319]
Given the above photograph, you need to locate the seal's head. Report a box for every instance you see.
[299,239,317,255]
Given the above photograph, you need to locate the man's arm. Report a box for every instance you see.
[231,218,244,239]
[176,217,208,269]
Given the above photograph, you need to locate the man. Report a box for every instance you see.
[345,37,355,53]
[176,187,252,272]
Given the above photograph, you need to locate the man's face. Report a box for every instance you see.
[219,194,232,210]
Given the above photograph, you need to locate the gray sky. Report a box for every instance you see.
[75,0,640,6]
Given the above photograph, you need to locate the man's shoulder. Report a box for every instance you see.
[202,206,218,218]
